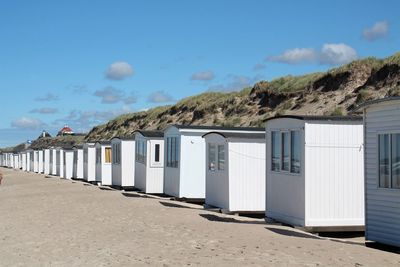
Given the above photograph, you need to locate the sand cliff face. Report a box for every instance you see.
[84,53,400,141]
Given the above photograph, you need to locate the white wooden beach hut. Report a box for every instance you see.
[43,148,51,175]
[50,148,57,175]
[134,131,164,194]
[55,147,65,177]
[265,115,364,231]
[13,154,20,169]
[25,150,30,171]
[63,148,74,179]
[73,145,84,179]
[95,141,112,186]
[357,97,400,247]
[38,150,44,173]
[83,143,97,183]
[32,150,39,173]
[111,136,135,188]
[203,131,266,213]
[164,125,265,200]
[21,152,27,171]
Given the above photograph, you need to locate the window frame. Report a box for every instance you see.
[166,136,179,168]
[270,129,301,175]
[377,133,400,190]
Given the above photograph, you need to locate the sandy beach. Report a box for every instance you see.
[0,167,399,266]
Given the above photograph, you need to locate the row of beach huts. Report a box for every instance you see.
[1,97,400,248]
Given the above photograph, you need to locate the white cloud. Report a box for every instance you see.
[94,86,125,104]
[11,117,46,130]
[319,43,358,65]
[363,21,389,41]
[268,48,317,64]
[30,107,58,114]
[105,61,134,80]
[35,93,59,102]
[267,43,357,65]
[147,91,174,103]
[253,63,266,71]
[190,71,215,81]
[55,107,132,133]
[94,86,138,105]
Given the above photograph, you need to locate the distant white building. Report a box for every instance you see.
[265,115,364,231]
[357,97,400,247]
[203,130,266,213]
[134,131,164,194]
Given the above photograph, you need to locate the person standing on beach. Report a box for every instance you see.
[0,171,3,185]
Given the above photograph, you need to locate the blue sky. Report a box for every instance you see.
[0,0,399,147]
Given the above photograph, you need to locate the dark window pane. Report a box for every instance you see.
[155,144,160,162]
[282,132,290,171]
[391,134,400,188]
[379,134,390,188]
[271,131,280,171]
[291,131,301,174]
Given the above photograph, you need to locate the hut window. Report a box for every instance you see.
[392,134,400,188]
[290,131,301,174]
[271,131,281,171]
[154,144,160,162]
[378,133,400,189]
[166,137,179,168]
[218,145,225,170]
[112,144,121,164]
[281,132,290,171]
[105,148,112,163]
[136,140,147,164]
[379,134,390,188]
[208,144,216,171]
[96,147,101,164]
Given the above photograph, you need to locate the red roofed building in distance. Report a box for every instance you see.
[57,124,74,136]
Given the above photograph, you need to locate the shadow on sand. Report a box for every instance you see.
[366,242,400,254]
[265,227,320,240]
[159,201,201,210]
[121,192,154,199]
[199,214,265,225]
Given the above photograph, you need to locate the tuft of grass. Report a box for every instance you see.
[330,107,345,116]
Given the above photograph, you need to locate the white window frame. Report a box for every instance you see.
[377,133,400,190]
[270,129,301,175]
[208,142,225,172]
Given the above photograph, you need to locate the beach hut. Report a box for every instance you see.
[111,136,135,189]
[134,131,164,194]
[203,131,266,213]
[163,125,265,200]
[37,150,44,173]
[265,115,364,232]
[50,148,57,175]
[13,154,20,169]
[357,97,400,247]
[25,150,30,171]
[55,147,65,177]
[33,150,39,172]
[83,143,97,183]
[21,152,27,171]
[43,148,51,175]
[73,145,84,179]
[95,141,112,186]
[63,148,74,179]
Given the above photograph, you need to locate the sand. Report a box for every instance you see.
[0,167,399,266]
